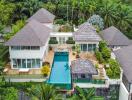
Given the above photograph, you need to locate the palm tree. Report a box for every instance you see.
[98,0,118,27]
[116,4,132,32]
[70,86,104,100]
[28,84,62,100]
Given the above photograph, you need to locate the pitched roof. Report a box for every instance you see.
[5,20,51,46]
[114,45,132,83]
[100,26,131,46]
[27,8,55,23]
[73,22,101,42]
[71,58,97,74]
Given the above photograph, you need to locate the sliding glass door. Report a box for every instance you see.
[80,44,96,51]
[12,59,41,68]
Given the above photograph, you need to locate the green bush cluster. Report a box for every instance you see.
[66,37,75,44]
[49,38,58,44]
[95,41,111,63]
[54,19,66,25]
[106,59,121,79]
[95,50,104,64]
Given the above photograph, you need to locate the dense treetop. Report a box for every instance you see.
[0,0,131,38]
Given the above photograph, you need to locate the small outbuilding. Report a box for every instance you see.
[71,58,97,82]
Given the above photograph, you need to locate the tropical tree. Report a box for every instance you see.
[116,4,132,33]
[70,86,104,100]
[21,0,43,17]
[0,87,18,100]
[0,1,15,25]
[98,0,118,27]
[4,20,25,40]
[28,84,62,100]
[87,14,104,30]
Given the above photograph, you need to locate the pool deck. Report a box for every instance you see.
[44,50,54,66]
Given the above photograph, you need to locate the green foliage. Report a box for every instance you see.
[95,50,104,64]
[75,44,81,54]
[49,37,58,44]
[101,47,111,62]
[98,41,111,62]
[59,23,73,32]
[106,59,121,79]
[54,19,66,25]
[0,87,18,100]
[66,37,75,44]
[28,83,62,100]
[99,41,107,52]
[70,86,104,100]
[4,20,25,40]
[0,1,15,25]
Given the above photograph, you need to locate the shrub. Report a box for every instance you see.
[49,37,58,44]
[59,23,73,32]
[72,46,75,51]
[54,19,66,25]
[66,37,75,44]
[106,59,121,79]
[99,41,107,52]
[95,50,104,64]
[41,65,50,77]
[101,47,111,62]
[75,45,81,54]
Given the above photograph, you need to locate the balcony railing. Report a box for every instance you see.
[73,78,106,84]
[1,74,44,79]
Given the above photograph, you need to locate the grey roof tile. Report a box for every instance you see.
[100,26,131,46]
[27,8,55,23]
[5,20,51,46]
[114,45,132,83]
[71,58,97,74]
[73,22,101,42]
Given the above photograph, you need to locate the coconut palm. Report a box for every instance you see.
[28,84,62,100]
[116,4,132,32]
[98,1,118,27]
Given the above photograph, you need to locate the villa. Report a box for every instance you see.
[4,8,131,99]
[100,26,132,51]
[114,45,132,100]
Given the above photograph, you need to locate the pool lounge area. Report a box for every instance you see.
[47,52,71,90]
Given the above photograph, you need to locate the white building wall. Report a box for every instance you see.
[9,38,50,69]
[119,83,129,100]
[9,46,45,59]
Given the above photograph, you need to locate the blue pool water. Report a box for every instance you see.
[47,52,71,89]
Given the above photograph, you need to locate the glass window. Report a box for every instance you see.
[21,46,30,50]
[27,59,32,68]
[93,44,96,51]
[32,59,36,68]
[11,46,21,50]
[17,59,21,68]
[36,59,40,68]
[22,59,26,68]
[88,44,92,51]
[31,46,40,50]
[13,59,17,68]
[82,44,87,51]
[81,74,86,78]
[50,37,56,40]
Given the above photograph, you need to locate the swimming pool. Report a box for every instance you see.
[47,52,71,89]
